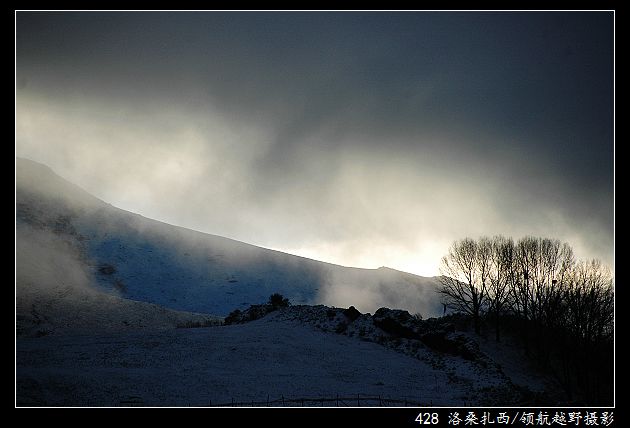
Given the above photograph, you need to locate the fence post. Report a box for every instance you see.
[282,395,285,407]
[357,393,360,407]
[336,394,339,407]
[379,395,382,406]
[267,394,269,407]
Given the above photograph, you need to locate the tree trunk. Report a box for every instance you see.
[495,309,500,342]
[472,295,481,335]
[523,302,529,355]
[473,312,480,335]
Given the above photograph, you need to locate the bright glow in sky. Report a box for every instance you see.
[16,12,614,277]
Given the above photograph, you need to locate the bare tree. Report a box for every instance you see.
[487,235,515,342]
[439,234,613,403]
[564,259,614,345]
[439,238,488,334]
[561,259,614,401]
[539,240,574,330]
[510,237,575,354]
[512,236,537,322]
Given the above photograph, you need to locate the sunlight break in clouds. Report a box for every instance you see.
[16,12,613,276]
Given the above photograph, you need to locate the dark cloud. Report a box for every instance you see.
[16,11,614,275]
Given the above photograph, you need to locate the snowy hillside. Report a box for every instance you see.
[16,305,565,406]
[16,224,220,337]
[16,157,443,317]
[15,157,568,407]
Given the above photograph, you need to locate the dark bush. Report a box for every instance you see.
[372,308,419,339]
[246,304,276,320]
[335,322,348,334]
[268,293,290,308]
[342,306,361,322]
[373,307,414,325]
[420,332,479,361]
[224,303,280,325]
[176,319,218,328]
[373,317,419,340]
[224,309,243,325]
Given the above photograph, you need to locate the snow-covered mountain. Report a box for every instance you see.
[16,157,569,407]
[16,224,221,337]
[16,157,443,318]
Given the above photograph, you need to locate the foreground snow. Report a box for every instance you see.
[17,317,468,407]
[16,305,565,407]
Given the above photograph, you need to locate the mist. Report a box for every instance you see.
[318,267,444,317]
[16,224,95,299]
[16,12,614,277]
[16,223,98,336]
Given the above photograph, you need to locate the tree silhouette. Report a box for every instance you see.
[268,293,290,308]
[438,238,488,334]
[438,234,614,404]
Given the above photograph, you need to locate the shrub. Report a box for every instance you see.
[342,306,361,321]
[176,319,218,328]
[335,322,348,334]
[268,293,290,308]
[224,309,243,325]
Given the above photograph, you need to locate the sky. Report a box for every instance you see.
[15,11,614,276]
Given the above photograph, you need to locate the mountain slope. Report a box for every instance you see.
[16,157,443,317]
[15,157,569,407]
[16,224,220,337]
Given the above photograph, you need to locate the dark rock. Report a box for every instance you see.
[373,307,414,324]
[224,309,242,325]
[268,293,290,308]
[420,332,479,361]
[224,304,279,325]
[342,306,361,322]
[372,308,420,339]
[373,317,419,339]
[335,322,348,334]
[420,332,456,354]
[98,263,116,275]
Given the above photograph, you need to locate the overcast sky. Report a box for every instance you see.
[15,11,614,276]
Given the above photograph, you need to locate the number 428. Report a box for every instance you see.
[415,412,439,424]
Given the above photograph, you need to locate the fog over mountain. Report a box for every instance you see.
[15,13,614,407]
[16,157,443,324]
[16,12,614,277]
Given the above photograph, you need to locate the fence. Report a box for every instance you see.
[208,393,428,407]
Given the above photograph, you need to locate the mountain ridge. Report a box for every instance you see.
[15,157,427,276]
[15,157,568,407]
[16,156,443,317]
